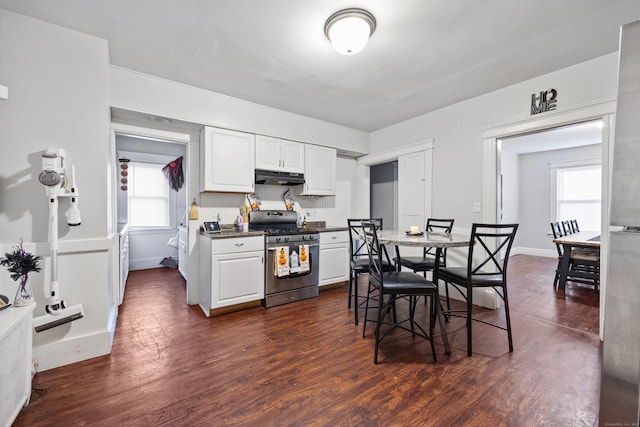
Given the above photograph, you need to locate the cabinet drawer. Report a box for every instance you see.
[211,236,264,255]
[320,231,348,244]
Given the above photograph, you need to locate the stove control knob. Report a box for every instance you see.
[276,237,281,243]
[284,237,289,242]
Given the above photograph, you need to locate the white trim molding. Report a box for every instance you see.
[357,138,434,166]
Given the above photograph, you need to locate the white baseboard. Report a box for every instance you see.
[34,330,112,371]
[439,283,500,309]
[512,246,556,258]
[130,257,176,271]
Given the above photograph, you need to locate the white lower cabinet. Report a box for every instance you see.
[118,228,129,305]
[178,226,188,281]
[200,235,265,316]
[0,304,34,427]
[319,231,349,286]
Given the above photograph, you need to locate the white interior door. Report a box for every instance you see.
[398,150,431,232]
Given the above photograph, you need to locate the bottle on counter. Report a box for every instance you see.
[189,198,199,220]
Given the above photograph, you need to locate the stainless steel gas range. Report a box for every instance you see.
[249,210,319,308]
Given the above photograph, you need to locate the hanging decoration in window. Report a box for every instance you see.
[162,156,184,191]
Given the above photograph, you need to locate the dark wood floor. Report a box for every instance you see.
[15,255,601,426]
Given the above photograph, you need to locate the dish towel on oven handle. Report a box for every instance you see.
[275,246,290,277]
[298,244,310,273]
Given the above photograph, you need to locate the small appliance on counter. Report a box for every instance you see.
[202,221,221,234]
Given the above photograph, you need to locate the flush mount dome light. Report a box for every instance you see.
[324,8,376,55]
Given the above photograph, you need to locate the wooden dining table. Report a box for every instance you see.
[374,230,472,355]
[552,231,601,290]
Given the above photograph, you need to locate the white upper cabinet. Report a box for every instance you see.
[200,126,255,193]
[300,144,336,195]
[255,135,304,174]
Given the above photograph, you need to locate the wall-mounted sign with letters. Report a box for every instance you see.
[531,88,557,115]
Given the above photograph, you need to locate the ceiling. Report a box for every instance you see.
[2,1,640,132]
[501,120,603,154]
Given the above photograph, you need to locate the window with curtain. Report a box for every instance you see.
[128,162,170,227]
[554,163,601,230]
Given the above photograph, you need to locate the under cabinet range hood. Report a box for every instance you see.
[255,169,305,186]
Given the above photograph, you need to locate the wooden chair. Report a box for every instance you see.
[440,223,519,356]
[361,221,440,364]
[394,218,455,277]
[347,218,395,325]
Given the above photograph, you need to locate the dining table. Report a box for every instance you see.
[552,231,601,290]
[374,229,472,355]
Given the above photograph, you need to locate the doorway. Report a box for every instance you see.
[483,100,615,339]
[116,134,187,270]
[497,119,604,256]
[370,161,398,229]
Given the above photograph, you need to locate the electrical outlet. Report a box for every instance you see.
[473,202,481,213]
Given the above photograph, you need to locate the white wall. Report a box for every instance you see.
[0,9,113,369]
[109,67,369,156]
[370,54,619,231]
[500,149,519,232]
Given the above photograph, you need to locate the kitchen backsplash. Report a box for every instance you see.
[196,184,338,226]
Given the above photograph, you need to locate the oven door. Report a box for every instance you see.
[265,242,319,295]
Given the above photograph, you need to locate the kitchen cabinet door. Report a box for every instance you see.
[200,126,255,193]
[300,144,336,195]
[281,140,304,174]
[319,231,349,286]
[212,251,264,308]
[178,227,188,281]
[255,135,281,171]
[255,136,304,174]
[119,229,129,305]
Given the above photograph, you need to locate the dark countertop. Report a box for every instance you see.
[305,221,348,232]
[309,225,348,232]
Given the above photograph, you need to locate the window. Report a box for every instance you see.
[128,162,171,227]
[551,160,601,230]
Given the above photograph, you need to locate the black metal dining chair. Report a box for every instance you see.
[562,220,574,235]
[550,221,600,291]
[439,223,518,357]
[347,218,395,325]
[394,218,455,277]
[570,219,580,233]
[361,221,440,364]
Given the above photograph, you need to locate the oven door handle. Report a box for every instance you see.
[267,243,319,251]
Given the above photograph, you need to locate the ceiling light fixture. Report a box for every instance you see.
[324,8,376,56]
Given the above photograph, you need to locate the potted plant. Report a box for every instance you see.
[0,239,41,306]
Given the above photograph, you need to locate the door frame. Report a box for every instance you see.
[482,99,616,340]
[357,138,434,221]
[110,122,197,305]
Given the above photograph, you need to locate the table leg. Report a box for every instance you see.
[433,248,451,354]
[558,244,572,290]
